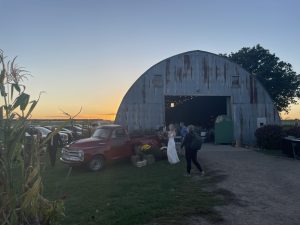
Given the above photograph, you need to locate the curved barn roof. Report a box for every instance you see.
[116,50,280,145]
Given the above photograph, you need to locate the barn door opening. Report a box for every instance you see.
[164,95,231,131]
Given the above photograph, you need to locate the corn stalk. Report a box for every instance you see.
[0,50,64,225]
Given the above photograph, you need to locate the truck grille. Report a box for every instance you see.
[61,148,84,162]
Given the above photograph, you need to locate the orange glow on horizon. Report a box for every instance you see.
[31,113,116,121]
[29,96,122,121]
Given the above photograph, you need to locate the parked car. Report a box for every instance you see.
[40,126,69,146]
[24,128,42,145]
[29,126,50,141]
[60,124,162,171]
[73,124,89,137]
[44,126,73,144]
[64,125,83,139]
[60,128,74,143]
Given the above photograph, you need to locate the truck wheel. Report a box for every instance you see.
[88,156,105,171]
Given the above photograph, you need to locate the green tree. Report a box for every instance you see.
[222,44,300,112]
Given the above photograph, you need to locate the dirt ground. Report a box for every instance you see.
[185,144,300,225]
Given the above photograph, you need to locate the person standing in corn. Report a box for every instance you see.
[47,127,63,167]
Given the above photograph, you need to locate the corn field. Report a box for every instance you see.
[0,50,64,225]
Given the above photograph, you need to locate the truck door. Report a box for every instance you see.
[110,128,132,159]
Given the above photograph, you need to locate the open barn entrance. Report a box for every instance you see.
[164,95,230,130]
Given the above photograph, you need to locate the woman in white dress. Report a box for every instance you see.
[167,124,180,164]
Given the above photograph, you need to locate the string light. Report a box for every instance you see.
[165,96,195,110]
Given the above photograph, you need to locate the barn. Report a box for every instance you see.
[115,50,281,145]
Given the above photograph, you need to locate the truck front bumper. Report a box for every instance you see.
[60,157,83,166]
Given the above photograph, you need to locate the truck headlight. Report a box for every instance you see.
[78,150,84,161]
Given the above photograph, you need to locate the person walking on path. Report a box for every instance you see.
[181,125,204,176]
[47,127,63,167]
[167,124,180,164]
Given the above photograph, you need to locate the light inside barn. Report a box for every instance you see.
[165,95,229,129]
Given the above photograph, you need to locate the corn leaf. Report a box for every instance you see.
[24,100,37,119]
[10,83,21,99]
[0,84,6,97]
[0,69,5,84]
[12,93,30,111]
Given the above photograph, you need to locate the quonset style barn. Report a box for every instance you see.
[115,50,281,145]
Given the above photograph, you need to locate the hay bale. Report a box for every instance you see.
[131,155,140,166]
[144,154,155,165]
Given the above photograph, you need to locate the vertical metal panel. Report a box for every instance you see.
[115,50,281,145]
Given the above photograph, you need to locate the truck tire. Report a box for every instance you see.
[88,156,105,171]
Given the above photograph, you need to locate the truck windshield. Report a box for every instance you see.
[92,128,111,139]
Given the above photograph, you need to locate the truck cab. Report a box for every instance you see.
[60,125,133,171]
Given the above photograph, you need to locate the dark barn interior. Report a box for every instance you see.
[165,96,228,129]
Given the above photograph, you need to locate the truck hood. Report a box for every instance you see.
[69,137,107,148]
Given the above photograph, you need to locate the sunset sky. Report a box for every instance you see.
[1,0,300,120]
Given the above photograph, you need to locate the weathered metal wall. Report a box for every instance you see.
[115,50,281,145]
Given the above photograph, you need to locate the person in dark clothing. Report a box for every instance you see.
[179,122,188,141]
[47,127,63,167]
[181,125,204,176]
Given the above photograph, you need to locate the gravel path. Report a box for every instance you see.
[187,144,300,225]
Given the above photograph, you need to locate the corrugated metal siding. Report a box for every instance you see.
[115,50,281,145]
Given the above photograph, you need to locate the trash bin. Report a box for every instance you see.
[214,115,233,144]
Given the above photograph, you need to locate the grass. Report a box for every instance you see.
[41,155,224,225]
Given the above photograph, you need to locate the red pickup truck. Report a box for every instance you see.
[60,124,162,171]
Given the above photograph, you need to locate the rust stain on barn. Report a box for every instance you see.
[115,50,280,145]
[165,59,170,84]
